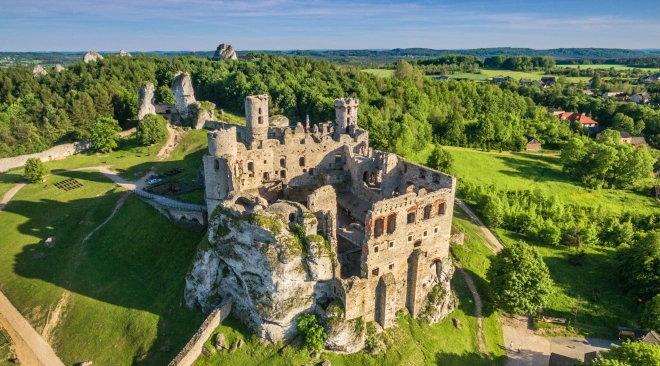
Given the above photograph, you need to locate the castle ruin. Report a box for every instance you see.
[186,94,456,349]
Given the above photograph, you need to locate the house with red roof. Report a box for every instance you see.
[558,112,598,128]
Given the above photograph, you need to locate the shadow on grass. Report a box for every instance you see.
[494,155,568,184]
[5,190,206,365]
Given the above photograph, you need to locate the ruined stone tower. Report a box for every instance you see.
[334,98,359,139]
[245,95,270,147]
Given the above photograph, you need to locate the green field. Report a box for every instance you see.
[433,146,657,215]
[362,69,394,78]
[562,64,660,72]
[0,172,206,364]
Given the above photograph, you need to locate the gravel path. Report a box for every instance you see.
[455,265,486,353]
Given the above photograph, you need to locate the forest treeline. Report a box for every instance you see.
[0,54,573,158]
[483,56,556,71]
[557,57,660,68]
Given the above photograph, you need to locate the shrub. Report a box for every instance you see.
[136,114,168,145]
[23,158,49,183]
[296,313,327,353]
[90,117,121,153]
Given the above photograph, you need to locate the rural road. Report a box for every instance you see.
[454,198,614,365]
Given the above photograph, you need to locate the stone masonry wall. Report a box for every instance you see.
[169,297,233,366]
[0,140,92,173]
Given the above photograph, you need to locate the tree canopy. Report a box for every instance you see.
[486,241,554,315]
[615,231,660,301]
[587,341,660,365]
[136,114,168,146]
[90,117,121,153]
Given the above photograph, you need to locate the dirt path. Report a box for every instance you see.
[455,265,486,353]
[0,292,65,366]
[41,291,70,344]
[157,124,182,160]
[455,198,504,252]
[0,183,26,213]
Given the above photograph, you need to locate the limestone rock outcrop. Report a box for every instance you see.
[137,83,156,120]
[52,64,65,72]
[212,43,238,61]
[119,49,132,57]
[184,200,334,343]
[83,51,103,63]
[32,65,47,77]
[171,72,196,119]
[325,317,366,353]
[421,257,457,324]
[191,101,215,130]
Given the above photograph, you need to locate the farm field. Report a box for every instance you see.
[362,68,394,78]
[561,64,660,72]
[363,67,592,82]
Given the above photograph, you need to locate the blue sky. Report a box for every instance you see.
[1,0,659,51]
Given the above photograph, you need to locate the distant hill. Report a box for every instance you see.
[3,47,660,68]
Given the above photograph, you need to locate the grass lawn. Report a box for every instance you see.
[196,269,505,366]
[0,169,24,199]
[45,134,167,181]
[0,326,16,364]
[362,69,394,78]
[0,169,206,364]
[418,146,658,216]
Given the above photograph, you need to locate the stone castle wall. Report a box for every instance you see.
[0,140,92,173]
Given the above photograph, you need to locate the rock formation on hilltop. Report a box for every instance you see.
[212,43,238,61]
[52,64,65,72]
[137,83,156,120]
[171,71,197,118]
[32,65,47,77]
[83,51,103,63]
[191,101,215,130]
[119,49,132,57]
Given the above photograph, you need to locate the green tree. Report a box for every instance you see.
[539,219,561,246]
[612,113,635,134]
[615,231,660,301]
[90,117,122,153]
[587,341,660,365]
[69,92,97,138]
[23,157,49,183]
[155,85,175,105]
[487,241,554,315]
[296,313,327,353]
[427,145,455,175]
[136,114,168,146]
[394,61,420,80]
[642,294,660,332]
[482,195,505,228]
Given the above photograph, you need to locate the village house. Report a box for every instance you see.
[520,78,531,85]
[434,75,450,81]
[631,136,648,147]
[525,136,542,152]
[583,90,596,97]
[630,92,651,104]
[558,111,598,128]
[602,92,626,100]
[540,76,556,85]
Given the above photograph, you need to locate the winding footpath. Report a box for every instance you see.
[0,128,175,365]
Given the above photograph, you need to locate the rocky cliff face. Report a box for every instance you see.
[32,65,47,77]
[185,200,335,343]
[83,51,103,63]
[119,49,132,57]
[212,43,238,60]
[191,101,215,129]
[137,83,156,120]
[52,64,64,72]
[171,72,196,119]
[420,256,457,324]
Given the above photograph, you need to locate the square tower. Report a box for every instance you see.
[334,98,359,139]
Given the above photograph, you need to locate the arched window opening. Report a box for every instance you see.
[423,205,432,220]
[407,212,415,224]
[413,240,422,248]
[280,157,286,168]
[247,162,254,172]
[299,157,305,167]
[387,214,397,233]
[363,171,369,183]
[258,116,263,124]
[438,202,446,215]
[374,218,384,238]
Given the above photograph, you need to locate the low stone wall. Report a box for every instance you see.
[0,140,92,173]
[169,296,233,366]
[0,129,136,173]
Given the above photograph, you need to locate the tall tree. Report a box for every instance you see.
[90,117,122,153]
[487,241,554,315]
